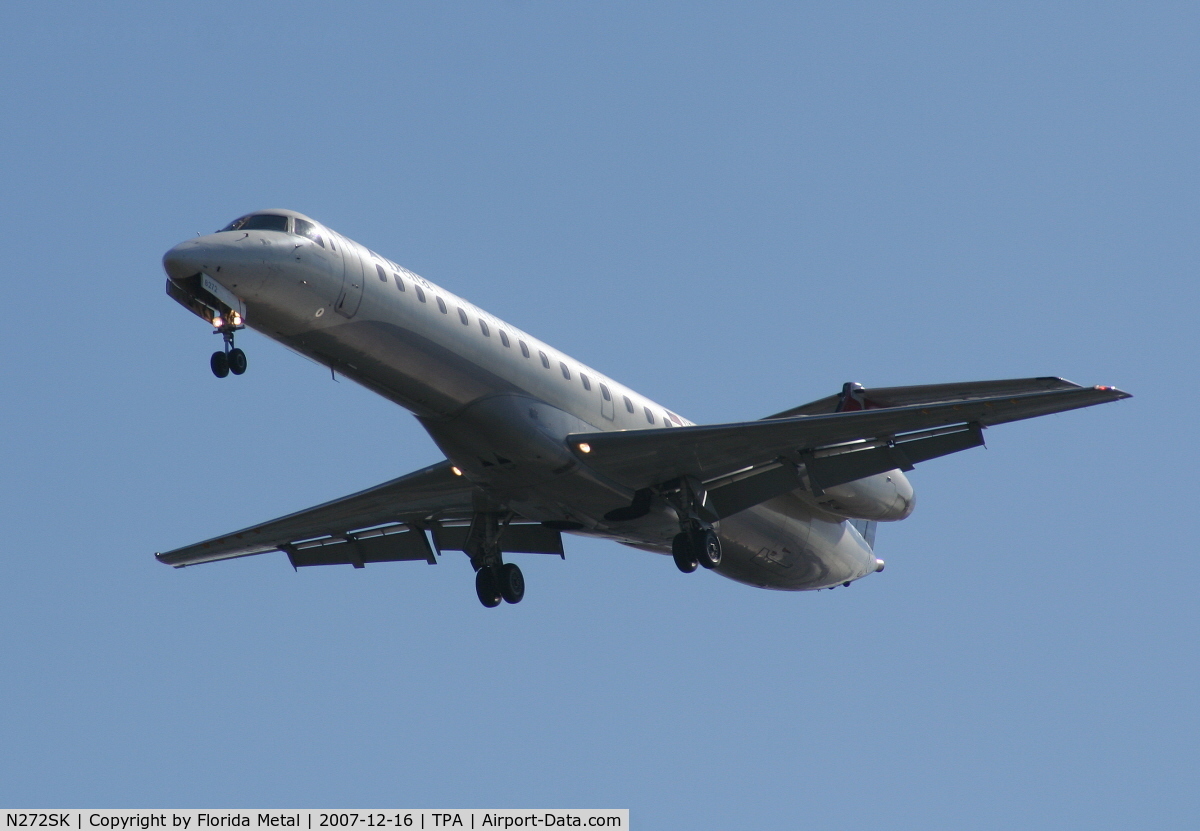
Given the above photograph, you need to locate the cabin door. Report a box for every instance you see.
[335,241,365,318]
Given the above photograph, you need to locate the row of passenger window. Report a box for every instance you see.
[370,253,680,427]
[219,218,686,428]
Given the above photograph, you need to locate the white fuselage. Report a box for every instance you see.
[164,212,912,590]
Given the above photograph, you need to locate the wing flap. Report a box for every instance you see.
[284,524,437,568]
[430,522,565,557]
[156,461,475,567]
[706,423,984,518]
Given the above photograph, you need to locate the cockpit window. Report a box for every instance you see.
[242,214,289,232]
[221,213,290,233]
[294,218,325,247]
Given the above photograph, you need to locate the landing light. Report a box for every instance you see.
[231,312,243,326]
[578,442,591,454]
[450,466,463,476]
[212,316,224,328]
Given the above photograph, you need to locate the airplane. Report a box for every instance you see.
[157,209,1130,607]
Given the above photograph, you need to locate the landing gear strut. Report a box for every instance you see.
[466,512,525,608]
[210,319,247,378]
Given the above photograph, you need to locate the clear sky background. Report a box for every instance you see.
[0,2,1195,828]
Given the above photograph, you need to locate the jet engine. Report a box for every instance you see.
[801,469,915,521]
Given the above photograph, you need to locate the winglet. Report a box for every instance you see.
[1094,385,1132,400]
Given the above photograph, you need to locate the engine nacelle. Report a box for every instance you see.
[808,469,915,521]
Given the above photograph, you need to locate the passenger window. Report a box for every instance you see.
[520,341,530,358]
[624,396,634,413]
[601,384,611,401]
[480,320,490,337]
[560,362,571,380]
[499,330,510,347]
[437,297,447,314]
[458,307,469,325]
[539,351,550,369]
[375,264,388,283]
[416,286,426,302]
[392,271,405,291]
[644,407,655,424]
[581,373,591,391]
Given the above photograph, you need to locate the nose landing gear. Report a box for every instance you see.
[209,317,247,378]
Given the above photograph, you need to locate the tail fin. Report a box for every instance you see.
[848,518,877,549]
[834,382,883,412]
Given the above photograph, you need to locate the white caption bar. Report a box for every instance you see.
[2,812,627,831]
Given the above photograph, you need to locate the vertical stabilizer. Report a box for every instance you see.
[848,518,877,549]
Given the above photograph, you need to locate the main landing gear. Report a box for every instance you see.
[672,525,722,573]
[466,512,525,608]
[667,476,722,575]
[210,317,247,378]
[475,562,525,608]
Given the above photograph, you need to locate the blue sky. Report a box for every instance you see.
[0,2,1196,828]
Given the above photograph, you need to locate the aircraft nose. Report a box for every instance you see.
[163,239,210,282]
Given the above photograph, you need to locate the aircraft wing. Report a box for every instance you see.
[156,461,476,568]
[762,376,1087,419]
[569,380,1129,516]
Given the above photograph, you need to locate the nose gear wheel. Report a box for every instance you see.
[210,351,229,378]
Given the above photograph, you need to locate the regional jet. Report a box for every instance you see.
[158,210,1129,607]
